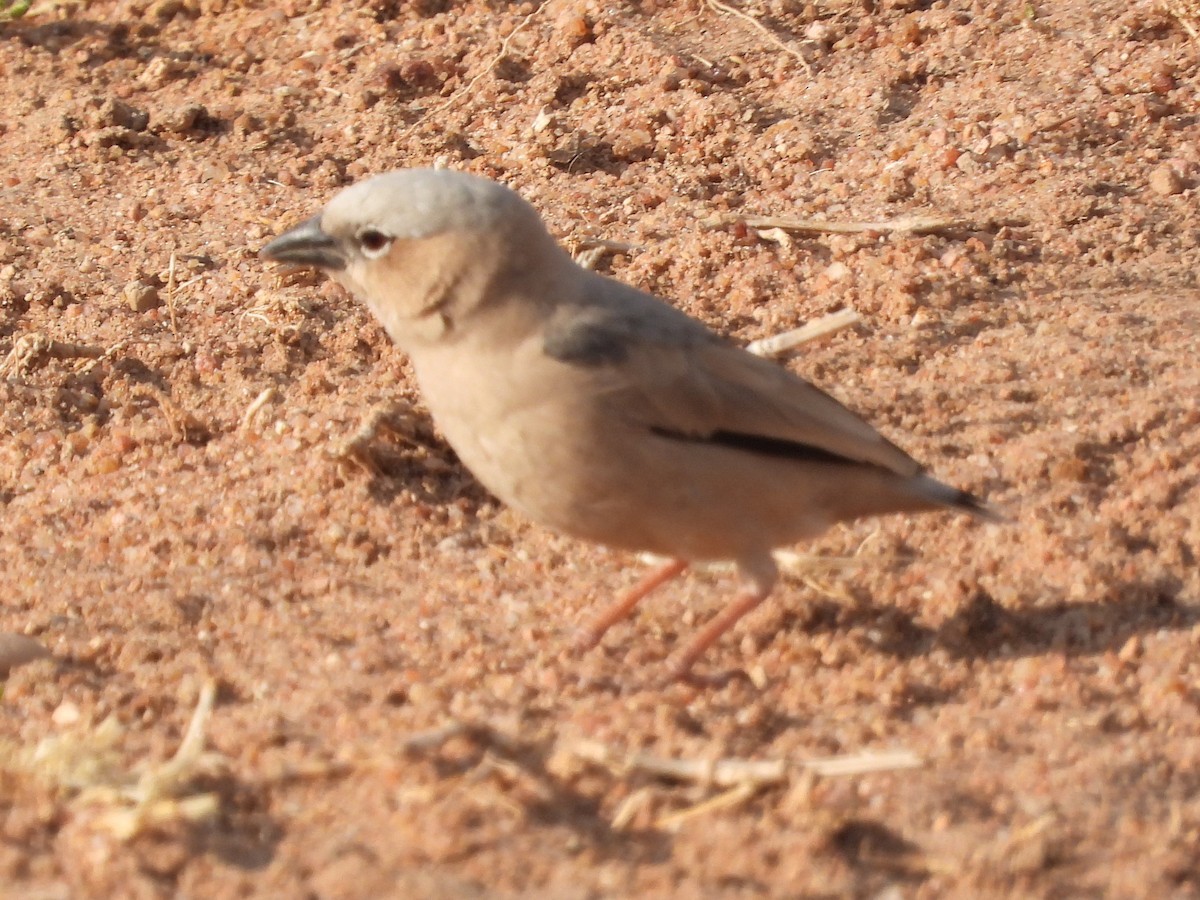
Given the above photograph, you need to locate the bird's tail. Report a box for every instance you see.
[910,473,1005,523]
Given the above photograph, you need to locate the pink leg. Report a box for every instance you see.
[667,556,778,681]
[575,559,688,652]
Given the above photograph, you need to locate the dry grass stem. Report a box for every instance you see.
[387,721,922,833]
[706,0,813,75]
[398,720,477,754]
[139,385,204,442]
[742,213,970,236]
[94,679,223,840]
[746,308,861,358]
[1,679,224,842]
[166,251,180,336]
[753,226,795,248]
[610,786,655,830]
[79,339,131,377]
[1,333,105,376]
[567,737,922,789]
[139,678,218,801]
[802,749,922,777]
[1162,0,1200,39]
[795,573,858,604]
[568,738,789,787]
[655,782,759,829]
[336,400,424,475]
[240,387,279,431]
[396,720,924,784]
[574,238,645,271]
[774,549,862,575]
[422,5,545,123]
[397,719,532,759]
[241,291,319,326]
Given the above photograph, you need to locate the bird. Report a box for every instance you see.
[261,168,996,681]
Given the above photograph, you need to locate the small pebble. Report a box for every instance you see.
[52,701,81,727]
[123,280,161,312]
[159,102,206,135]
[1148,164,1183,196]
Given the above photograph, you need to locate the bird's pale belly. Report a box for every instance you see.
[437,401,832,563]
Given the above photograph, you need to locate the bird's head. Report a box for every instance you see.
[261,169,560,348]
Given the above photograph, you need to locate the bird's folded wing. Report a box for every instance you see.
[612,338,923,476]
[542,290,922,477]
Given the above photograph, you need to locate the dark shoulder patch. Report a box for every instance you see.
[543,316,629,366]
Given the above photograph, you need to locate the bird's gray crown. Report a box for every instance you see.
[320,168,538,243]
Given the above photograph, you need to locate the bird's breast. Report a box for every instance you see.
[410,344,648,533]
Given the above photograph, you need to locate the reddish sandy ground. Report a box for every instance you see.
[1,0,1199,896]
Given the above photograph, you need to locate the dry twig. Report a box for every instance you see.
[802,749,923,777]
[1,679,225,841]
[741,213,972,236]
[569,737,921,783]
[746,308,861,358]
[422,6,545,123]
[398,719,534,759]
[635,550,861,579]
[335,400,424,475]
[396,720,921,791]
[399,720,480,754]
[574,238,645,271]
[656,782,760,828]
[240,386,279,432]
[93,679,222,839]
[138,385,205,442]
[79,339,130,377]
[132,681,216,802]
[285,719,927,832]
[0,333,105,376]
[568,737,788,787]
[1162,0,1200,40]
[610,786,655,830]
[706,0,813,75]
[165,251,180,336]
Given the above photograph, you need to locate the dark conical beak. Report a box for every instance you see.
[260,215,347,271]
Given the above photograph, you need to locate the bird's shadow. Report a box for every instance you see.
[780,573,1195,665]
[2,15,112,52]
[826,818,929,891]
[180,771,284,872]
[335,409,496,512]
[359,446,492,512]
[644,576,1200,730]
[938,580,1195,661]
[5,14,202,66]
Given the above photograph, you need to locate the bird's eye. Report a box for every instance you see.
[357,229,392,258]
